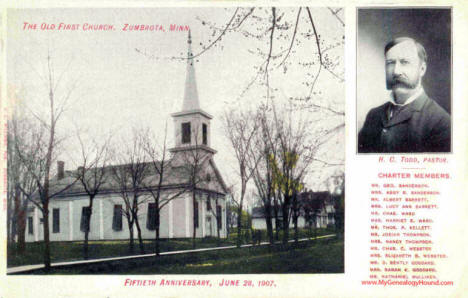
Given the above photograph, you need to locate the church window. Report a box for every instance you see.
[28,217,33,235]
[194,201,199,228]
[182,122,191,144]
[80,206,91,232]
[147,203,157,230]
[202,123,208,145]
[206,197,211,211]
[112,204,123,231]
[53,208,60,233]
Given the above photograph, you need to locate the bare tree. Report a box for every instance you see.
[142,126,187,255]
[222,108,260,247]
[249,106,279,245]
[110,131,149,254]
[10,52,80,270]
[269,101,317,244]
[73,133,111,259]
[7,113,42,253]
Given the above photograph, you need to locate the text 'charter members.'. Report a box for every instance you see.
[358,37,451,153]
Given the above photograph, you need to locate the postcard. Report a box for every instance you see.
[1,1,467,297]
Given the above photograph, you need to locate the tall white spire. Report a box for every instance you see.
[182,30,200,111]
[170,30,215,157]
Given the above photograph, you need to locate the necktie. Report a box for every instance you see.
[388,104,405,120]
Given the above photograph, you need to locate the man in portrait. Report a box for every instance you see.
[358,37,451,153]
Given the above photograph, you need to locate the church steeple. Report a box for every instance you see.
[170,31,216,156]
[182,30,200,111]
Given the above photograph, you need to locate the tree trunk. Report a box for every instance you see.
[12,186,21,246]
[266,216,274,245]
[273,194,280,241]
[7,204,12,243]
[262,202,274,244]
[215,198,220,247]
[155,211,160,255]
[14,187,27,253]
[127,219,135,254]
[134,217,144,254]
[43,206,51,271]
[314,215,318,242]
[42,86,55,272]
[83,227,90,260]
[335,210,344,237]
[192,191,197,249]
[293,215,298,243]
[16,207,27,254]
[155,224,160,256]
[216,214,221,247]
[9,187,20,244]
[216,223,220,246]
[293,193,299,244]
[83,199,94,260]
[7,211,13,244]
[236,204,242,248]
[282,199,289,245]
[308,221,312,240]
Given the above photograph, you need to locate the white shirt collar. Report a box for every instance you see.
[389,87,423,106]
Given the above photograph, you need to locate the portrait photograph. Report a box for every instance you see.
[357,8,452,154]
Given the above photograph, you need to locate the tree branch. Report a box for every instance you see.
[327,7,345,27]
[278,8,301,68]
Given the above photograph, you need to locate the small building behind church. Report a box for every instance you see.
[24,32,228,243]
[251,191,336,230]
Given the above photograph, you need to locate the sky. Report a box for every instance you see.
[7,7,344,199]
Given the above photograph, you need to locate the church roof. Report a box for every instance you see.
[48,157,227,199]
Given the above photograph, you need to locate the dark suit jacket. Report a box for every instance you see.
[358,92,451,153]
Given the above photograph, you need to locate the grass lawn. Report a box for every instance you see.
[131,238,344,274]
[7,237,233,267]
[42,237,344,274]
[8,227,339,268]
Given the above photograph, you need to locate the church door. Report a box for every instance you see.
[205,217,212,237]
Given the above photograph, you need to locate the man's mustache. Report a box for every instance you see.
[390,75,415,89]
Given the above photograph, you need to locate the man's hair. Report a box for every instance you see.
[384,37,427,63]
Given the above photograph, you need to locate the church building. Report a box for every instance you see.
[24,32,228,242]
